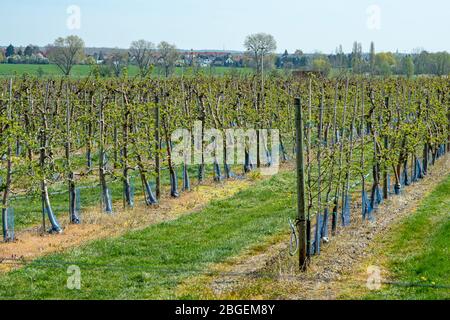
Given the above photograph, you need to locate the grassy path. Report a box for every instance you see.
[0,170,296,299]
[359,174,450,300]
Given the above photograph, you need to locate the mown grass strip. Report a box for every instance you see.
[364,174,450,300]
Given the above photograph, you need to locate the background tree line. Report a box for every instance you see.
[276,41,450,78]
[2,35,450,78]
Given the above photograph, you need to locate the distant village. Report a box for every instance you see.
[1,42,449,77]
[0,44,312,69]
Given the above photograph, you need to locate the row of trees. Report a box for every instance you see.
[0,44,48,64]
[348,42,418,77]
[275,41,450,77]
[1,37,181,77]
[1,75,448,242]
[3,36,450,78]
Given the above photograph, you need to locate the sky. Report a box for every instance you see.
[1,0,450,53]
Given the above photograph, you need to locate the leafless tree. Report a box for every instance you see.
[46,35,85,76]
[244,33,277,75]
[157,41,179,77]
[129,40,155,77]
[107,49,129,77]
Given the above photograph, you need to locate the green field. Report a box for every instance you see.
[0,63,253,78]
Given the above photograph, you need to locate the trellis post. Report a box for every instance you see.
[295,97,308,271]
[155,96,161,199]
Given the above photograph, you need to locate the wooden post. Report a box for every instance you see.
[383,137,389,199]
[361,84,366,217]
[98,93,108,212]
[423,96,430,175]
[2,79,13,241]
[306,79,312,258]
[315,90,324,254]
[256,92,261,168]
[66,85,77,223]
[154,96,161,199]
[342,86,358,226]
[295,97,308,271]
[334,79,349,235]
[383,97,389,200]
[447,105,450,153]
[330,82,339,235]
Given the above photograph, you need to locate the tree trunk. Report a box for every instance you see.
[162,114,180,198]
[99,96,112,213]
[66,87,80,224]
[2,79,13,241]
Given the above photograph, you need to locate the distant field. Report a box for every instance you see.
[0,63,253,78]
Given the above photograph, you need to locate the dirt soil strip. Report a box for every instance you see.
[179,155,450,300]
[0,178,254,273]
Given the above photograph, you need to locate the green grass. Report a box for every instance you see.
[0,63,253,78]
[0,170,296,299]
[364,174,450,300]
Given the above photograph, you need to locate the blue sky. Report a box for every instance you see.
[1,0,449,53]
